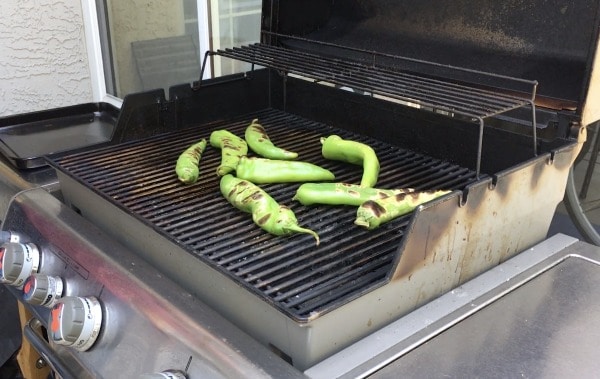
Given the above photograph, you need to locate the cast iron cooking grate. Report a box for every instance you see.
[51,108,480,321]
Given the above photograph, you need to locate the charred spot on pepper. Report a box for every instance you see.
[251,192,264,201]
[364,200,387,217]
[241,192,264,203]
[257,213,272,226]
[376,191,390,199]
[394,193,408,201]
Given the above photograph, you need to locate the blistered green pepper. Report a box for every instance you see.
[354,190,450,230]
[220,174,319,245]
[321,135,380,188]
[245,119,298,160]
[209,130,248,176]
[293,182,414,206]
[175,138,207,184]
[235,156,335,184]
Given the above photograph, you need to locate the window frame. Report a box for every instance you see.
[81,0,122,107]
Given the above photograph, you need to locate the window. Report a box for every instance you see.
[84,0,262,102]
[210,0,262,76]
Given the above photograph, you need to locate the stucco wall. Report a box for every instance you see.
[0,0,92,117]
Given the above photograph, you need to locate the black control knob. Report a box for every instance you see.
[23,274,64,307]
[0,243,40,287]
[49,296,102,352]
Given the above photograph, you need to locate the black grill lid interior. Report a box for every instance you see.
[263,0,600,110]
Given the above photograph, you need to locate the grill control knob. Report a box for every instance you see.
[23,274,64,307]
[49,296,102,352]
[0,243,40,287]
[139,370,187,379]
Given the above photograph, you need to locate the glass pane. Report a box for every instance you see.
[100,0,201,98]
[218,0,261,14]
[210,0,261,77]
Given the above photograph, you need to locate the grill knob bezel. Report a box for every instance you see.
[49,296,102,352]
[0,242,40,287]
[23,274,64,307]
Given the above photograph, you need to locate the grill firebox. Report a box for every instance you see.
[52,108,477,321]
[48,62,581,369]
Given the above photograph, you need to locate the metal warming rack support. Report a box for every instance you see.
[198,33,539,177]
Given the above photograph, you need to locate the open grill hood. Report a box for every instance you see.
[260,0,600,112]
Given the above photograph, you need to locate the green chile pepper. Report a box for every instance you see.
[175,138,207,184]
[220,174,319,245]
[321,135,380,188]
[209,130,248,176]
[245,119,298,160]
[293,182,414,206]
[354,190,451,230]
[235,156,335,184]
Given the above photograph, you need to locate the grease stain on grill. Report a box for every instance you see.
[51,108,479,320]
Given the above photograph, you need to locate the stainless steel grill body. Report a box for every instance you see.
[49,70,581,369]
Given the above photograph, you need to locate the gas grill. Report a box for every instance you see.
[2,0,600,377]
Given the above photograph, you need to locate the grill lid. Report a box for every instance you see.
[261,0,600,112]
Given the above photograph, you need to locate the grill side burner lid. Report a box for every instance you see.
[261,0,600,116]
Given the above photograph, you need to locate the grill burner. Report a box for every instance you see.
[52,108,478,321]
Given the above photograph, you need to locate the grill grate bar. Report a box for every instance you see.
[290,264,392,315]
[280,253,394,308]
[215,43,534,119]
[51,108,481,320]
[263,223,407,297]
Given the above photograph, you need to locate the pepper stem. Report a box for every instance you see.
[354,217,372,229]
[286,225,320,246]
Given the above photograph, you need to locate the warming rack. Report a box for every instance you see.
[198,33,539,177]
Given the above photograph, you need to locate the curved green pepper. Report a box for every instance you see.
[354,190,451,230]
[321,135,379,188]
[209,130,248,176]
[220,174,319,245]
[245,119,298,160]
[293,182,414,206]
[235,156,335,184]
[175,138,207,184]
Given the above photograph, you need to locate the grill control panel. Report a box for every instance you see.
[0,239,104,353]
[0,187,299,378]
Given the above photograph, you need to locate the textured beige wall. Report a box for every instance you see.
[0,0,93,117]
[107,0,184,97]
